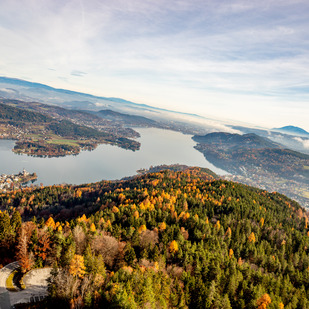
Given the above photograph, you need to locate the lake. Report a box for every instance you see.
[0,128,227,185]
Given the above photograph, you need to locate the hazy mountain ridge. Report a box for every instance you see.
[193,132,282,150]
[96,109,161,127]
[231,125,309,155]
[0,76,198,118]
[273,125,309,137]
[0,76,218,136]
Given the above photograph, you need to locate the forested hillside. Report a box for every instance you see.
[0,167,309,308]
[193,132,309,208]
[0,101,140,156]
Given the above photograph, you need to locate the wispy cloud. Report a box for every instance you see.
[71,70,87,77]
[0,0,309,130]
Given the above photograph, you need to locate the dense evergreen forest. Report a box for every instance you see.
[0,167,309,308]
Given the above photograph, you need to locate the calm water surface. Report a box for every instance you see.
[0,128,226,185]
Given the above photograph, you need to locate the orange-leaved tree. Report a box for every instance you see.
[257,293,271,309]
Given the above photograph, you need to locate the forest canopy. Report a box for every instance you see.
[0,167,308,308]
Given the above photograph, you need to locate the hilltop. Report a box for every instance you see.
[193,132,281,150]
[273,125,309,137]
[0,167,309,308]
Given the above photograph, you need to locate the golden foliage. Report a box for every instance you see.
[78,214,88,223]
[229,248,233,259]
[138,225,146,234]
[112,206,119,213]
[215,220,221,230]
[169,240,179,254]
[248,232,256,243]
[260,217,264,228]
[69,254,86,278]
[225,227,232,237]
[90,223,96,233]
[257,293,271,309]
[133,210,139,219]
[159,222,166,231]
[45,217,55,229]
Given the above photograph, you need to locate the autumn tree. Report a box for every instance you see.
[248,232,256,243]
[169,240,179,254]
[16,227,34,273]
[69,254,86,278]
[257,293,271,309]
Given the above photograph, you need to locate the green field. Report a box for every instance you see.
[47,138,80,146]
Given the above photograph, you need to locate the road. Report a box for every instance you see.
[0,262,51,309]
[0,262,20,309]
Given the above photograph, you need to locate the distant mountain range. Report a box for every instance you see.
[229,125,309,155]
[95,109,160,127]
[273,126,309,137]
[0,76,202,121]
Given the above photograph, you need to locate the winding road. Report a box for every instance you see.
[0,262,51,309]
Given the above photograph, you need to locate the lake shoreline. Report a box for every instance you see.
[0,128,228,186]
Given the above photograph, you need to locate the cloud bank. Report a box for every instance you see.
[0,0,309,130]
[294,137,309,149]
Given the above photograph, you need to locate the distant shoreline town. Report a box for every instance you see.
[0,169,37,191]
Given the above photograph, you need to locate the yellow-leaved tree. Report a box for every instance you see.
[159,222,166,231]
[90,223,96,233]
[69,254,86,278]
[138,225,146,234]
[45,217,56,229]
[169,240,179,254]
[228,248,233,259]
[248,232,256,243]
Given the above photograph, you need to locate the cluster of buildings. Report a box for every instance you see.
[0,169,32,191]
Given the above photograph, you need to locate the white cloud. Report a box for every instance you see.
[0,0,309,130]
[293,137,309,149]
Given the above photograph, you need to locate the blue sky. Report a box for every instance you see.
[1,0,309,130]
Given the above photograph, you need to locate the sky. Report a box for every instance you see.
[0,0,309,131]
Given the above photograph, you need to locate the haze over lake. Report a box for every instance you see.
[0,128,226,185]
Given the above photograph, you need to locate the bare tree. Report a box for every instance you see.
[140,229,159,249]
[73,225,87,255]
[91,235,122,268]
